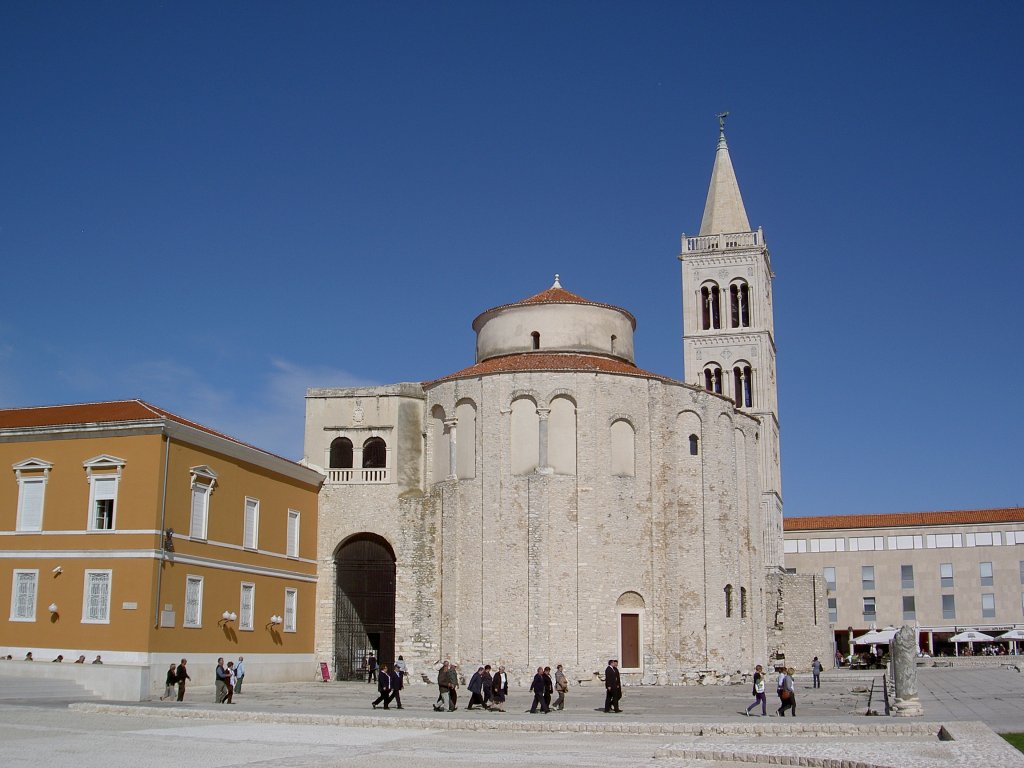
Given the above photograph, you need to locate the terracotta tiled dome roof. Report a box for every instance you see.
[472,277,637,330]
[426,352,674,386]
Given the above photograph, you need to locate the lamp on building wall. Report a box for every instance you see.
[48,603,58,614]
[219,611,237,627]
[266,614,282,629]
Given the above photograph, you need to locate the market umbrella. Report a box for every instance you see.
[996,628,1024,654]
[948,630,994,656]
[852,627,898,645]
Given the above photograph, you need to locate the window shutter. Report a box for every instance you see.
[15,572,36,619]
[190,486,208,538]
[284,589,296,631]
[93,477,116,500]
[240,584,254,630]
[86,572,110,621]
[185,577,202,626]
[19,480,44,531]
[287,512,299,557]
[244,499,258,549]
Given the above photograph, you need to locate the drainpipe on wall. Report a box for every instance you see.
[153,432,171,629]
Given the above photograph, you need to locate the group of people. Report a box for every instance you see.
[745,656,824,718]
[158,656,245,703]
[370,655,408,710]
[19,652,102,664]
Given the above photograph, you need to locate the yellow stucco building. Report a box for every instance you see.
[0,400,323,695]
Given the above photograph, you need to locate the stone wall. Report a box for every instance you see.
[765,571,831,672]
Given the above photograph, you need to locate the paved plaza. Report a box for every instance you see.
[0,666,1021,767]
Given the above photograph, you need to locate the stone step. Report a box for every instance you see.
[0,676,99,701]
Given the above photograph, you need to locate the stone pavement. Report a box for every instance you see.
[2,666,1022,767]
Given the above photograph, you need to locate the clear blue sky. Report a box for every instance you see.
[2,2,1022,517]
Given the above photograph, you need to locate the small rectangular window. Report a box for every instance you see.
[901,564,914,589]
[284,588,297,632]
[902,595,916,621]
[827,597,837,623]
[239,583,254,631]
[89,476,117,531]
[861,565,875,591]
[243,498,259,550]
[823,566,836,591]
[184,575,203,628]
[940,562,954,589]
[942,593,956,620]
[10,570,38,621]
[979,561,993,587]
[287,510,300,558]
[862,596,876,620]
[82,570,111,624]
[1019,560,1024,585]
[981,593,996,618]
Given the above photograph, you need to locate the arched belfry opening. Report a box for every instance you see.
[334,533,396,680]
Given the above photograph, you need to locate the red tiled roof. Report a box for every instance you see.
[784,508,1024,531]
[426,353,675,386]
[472,284,637,329]
[0,399,299,466]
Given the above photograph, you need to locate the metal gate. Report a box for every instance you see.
[334,535,396,680]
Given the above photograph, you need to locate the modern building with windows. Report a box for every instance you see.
[0,400,323,691]
[783,509,1024,656]
[306,125,829,684]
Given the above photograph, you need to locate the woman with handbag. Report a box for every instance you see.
[777,667,796,717]
[745,664,766,716]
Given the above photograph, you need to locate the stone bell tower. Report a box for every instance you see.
[679,115,783,569]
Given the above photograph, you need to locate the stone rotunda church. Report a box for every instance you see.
[305,125,829,684]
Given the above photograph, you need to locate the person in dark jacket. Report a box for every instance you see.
[481,665,494,709]
[372,662,392,709]
[490,665,508,712]
[467,666,484,709]
[175,659,191,702]
[389,664,403,709]
[529,667,549,713]
[603,659,621,713]
[542,667,554,713]
[160,663,177,700]
[366,654,377,684]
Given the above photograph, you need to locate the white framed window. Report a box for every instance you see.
[239,582,255,631]
[822,566,836,591]
[283,588,297,632]
[10,569,38,621]
[184,575,204,628]
[189,466,217,540]
[82,570,112,624]
[940,562,954,588]
[83,455,124,531]
[981,593,996,618]
[287,510,300,558]
[243,498,259,550]
[980,561,994,587]
[13,459,52,532]
[861,565,875,591]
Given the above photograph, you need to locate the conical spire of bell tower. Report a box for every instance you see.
[698,113,751,236]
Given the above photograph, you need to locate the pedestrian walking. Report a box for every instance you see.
[553,664,569,710]
[175,658,191,701]
[811,656,822,688]
[745,664,767,716]
[371,662,393,709]
[215,658,230,703]
[603,659,622,713]
[467,666,485,710]
[529,667,548,713]
[366,654,377,684]
[160,663,176,700]
[389,663,404,709]
[234,656,245,693]
[481,664,493,709]
[225,661,236,703]
[777,667,796,717]
[491,665,508,712]
[542,666,554,713]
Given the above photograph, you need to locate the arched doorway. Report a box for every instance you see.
[334,533,396,680]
